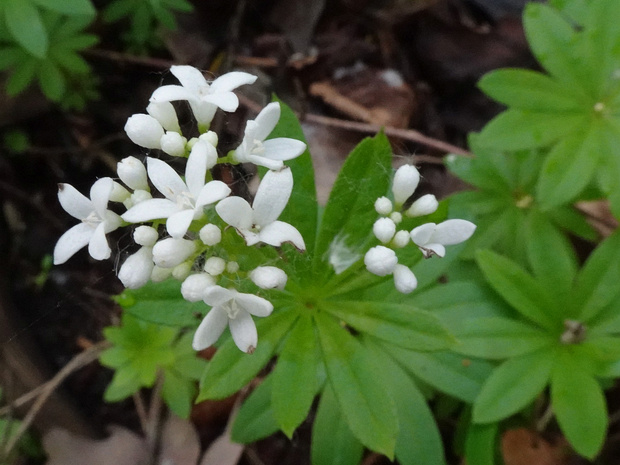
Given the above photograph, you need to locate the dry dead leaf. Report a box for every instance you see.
[199,430,244,465]
[501,428,564,465]
[159,414,201,465]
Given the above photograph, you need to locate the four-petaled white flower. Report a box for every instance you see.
[193,285,274,353]
[410,219,476,258]
[215,167,306,250]
[232,102,306,170]
[122,140,230,238]
[150,65,257,127]
[53,177,122,264]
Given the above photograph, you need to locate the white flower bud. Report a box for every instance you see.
[124,114,164,149]
[392,230,410,248]
[392,165,420,205]
[204,256,226,276]
[130,189,152,205]
[152,238,197,268]
[226,261,240,273]
[390,211,403,224]
[374,196,393,215]
[393,264,417,294]
[199,131,218,147]
[160,132,187,157]
[364,246,398,276]
[118,156,149,191]
[118,246,154,289]
[134,225,158,246]
[250,266,288,290]
[406,194,438,217]
[181,273,216,302]
[109,182,131,202]
[373,217,396,243]
[151,265,172,282]
[172,261,192,280]
[147,101,180,132]
[199,224,222,245]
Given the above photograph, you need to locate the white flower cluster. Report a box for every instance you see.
[53,65,307,354]
[364,164,476,294]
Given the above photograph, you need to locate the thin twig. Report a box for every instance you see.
[132,392,149,436]
[2,340,111,458]
[145,370,164,465]
[536,403,555,432]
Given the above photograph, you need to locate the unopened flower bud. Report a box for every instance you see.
[392,165,420,205]
[151,265,172,282]
[250,266,288,290]
[160,132,187,157]
[226,261,240,273]
[364,246,398,276]
[374,196,393,215]
[134,226,158,246]
[204,256,226,276]
[109,182,130,202]
[406,194,438,217]
[130,189,152,205]
[392,230,410,248]
[152,238,197,268]
[125,114,164,149]
[390,212,402,224]
[393,264,417,294]
[199,224,221,245]
[172,261,192,280]
[181,273,216,302]
[147,101,180,132]
[199,131,218,147]
[373,217,396,243]
[118,156,149,191]
[118,246,154,289]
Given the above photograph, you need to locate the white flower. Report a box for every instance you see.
[53,178,122,264]
[392,230,410,248]
[373,217,396,244]
[393,264,417,294]
[181,273,216,302]
[124,114,165,149]
[374,196,393,215]
[392,165,420,205]
[215,167,305,250]
[122,140,230,238]
[364,246,398,276]
[146,101,180,133]
[152,238,197,268]
[204,256,226,276]
[232,102,306,170]
[250,266,288,290]
[192,286,274,353]
[118,156,149,191]
[118,246,154,289]
[406,194,438,217]
[199,223,221,245]
[133,225,158,246]
[160,132,187,157]
[150,65,257,127]
[410,219,476,258]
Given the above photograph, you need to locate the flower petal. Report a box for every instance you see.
[410,223,436,246]
[170,65,207,93]
[246,154,284,171]
[196,181,231,209]
[252,167,293,226]
[234,292,274,317]
[166,209,195,238]
[146,101,180,132]
[229,310,258,353]
[392,165,420,205]
[202,91,239,112]
[122,198,179,223]
[150,85,194,103]
[88,222,111,260]
[210,71,257,93]
[253,102,280,141]
[203,285,234,307]
[185,141,208,198]
[189,102,216,127]
[147,157,187,201]
[57,183,92,220]
[262,138,306,160]
[420,243,446,258]
[192,307,229,351]
[124,114,164,149]
[215,196,253,230]
[431,219,477,245]
[53,223,93,264]
[258,221,306,250]
[90,177,114,219]
[118,246,154,289]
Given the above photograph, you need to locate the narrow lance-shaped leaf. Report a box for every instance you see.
[465,423,498,465]
[4,0,48,58]
[231,375,280,443]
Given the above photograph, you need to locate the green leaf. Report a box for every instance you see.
[271,314,319,437]
[385,346,493,403]
[473,349,555,423]
[32,0,95,16]
[103,0,135,23]
[104,367,142,402]
[445,152,511,194]
[476,250,558,330]
[525,210,578,299]
[313,132,392,278]
[311,384,364,465]
[465,423,498,465]
[6,59,38,96]
[479,109,585,150]
[551,350,607,459]
[4,0,48,58]
[537,126,601,209]
[315,312,398,458]
[118,279,204,327]
[479,69,584,112]
[197,310,297,400]
[37,60,65,101]
[162,369,194,418]
[452,317,552,360]
[323,300,453,351]
[231,376,280,443]
[571,230,620,322]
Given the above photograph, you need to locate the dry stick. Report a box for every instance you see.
[2,340,111,458]
[133,392,149,436]
[145,370,165,465]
